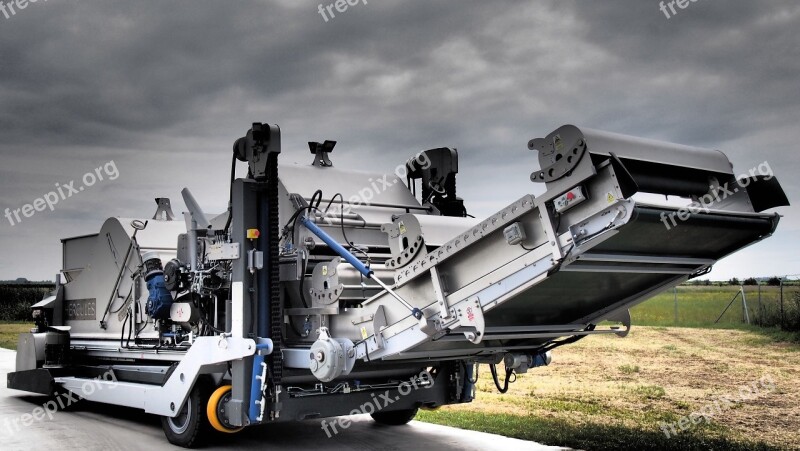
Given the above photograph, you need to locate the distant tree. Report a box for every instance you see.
[767,277,782,287]
[743,277,759,286]
[14,277,28,284]
[728,277,740,286]
[703,279,711,286]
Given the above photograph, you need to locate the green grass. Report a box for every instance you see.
[631,285,800,330]
[0,322,32,350]
[633,385,666,400]
[417,410,777,451]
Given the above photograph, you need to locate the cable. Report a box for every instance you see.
[298,251,310,308]
[540,324,597,353]
[355,339,371,363]
[126,310,134,347]
[326,193,370,263]
[224,153,237,232]
[120,310,130,349]
[281,189,323,246]
[108,286,133,314]
[135,317,150,336]
[546,243,576,275]
[490,363,514,394]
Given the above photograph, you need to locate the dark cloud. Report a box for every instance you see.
[0,0,798,280]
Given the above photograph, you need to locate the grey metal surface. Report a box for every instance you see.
[56,336,256,417]
[580,126,733,175]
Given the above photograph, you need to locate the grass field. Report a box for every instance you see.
[419,326,800,450]
[631,285,800,329]
[0,322,31,349]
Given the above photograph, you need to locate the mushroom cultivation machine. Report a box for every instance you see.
[7,123,788,446]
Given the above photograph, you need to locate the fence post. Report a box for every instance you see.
[757,283,762,326]
[741,285,750,325]
[673,287,678,325]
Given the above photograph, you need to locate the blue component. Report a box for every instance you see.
[463,364,475,402]
[300,216,372,277]
[249,354,266,422]
[145,273,173,319]
[531,353,550,368]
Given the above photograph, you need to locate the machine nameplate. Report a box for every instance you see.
[65,298,97,320]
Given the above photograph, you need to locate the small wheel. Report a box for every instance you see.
[371,408,419,426]
[207,385,243,434]
[161,384,210,448]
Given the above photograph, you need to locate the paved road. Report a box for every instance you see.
[0,349,567,451]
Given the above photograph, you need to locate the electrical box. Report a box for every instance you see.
[503,222,527,245]
[207,242,240,260]
[554,186,586,213]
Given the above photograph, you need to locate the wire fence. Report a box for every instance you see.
[631,282,800,331]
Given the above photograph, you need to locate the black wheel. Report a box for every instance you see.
[160,383,210,448]
[371,408,419,426]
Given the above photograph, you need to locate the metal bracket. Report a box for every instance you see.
[528,126,588,183]
[309,257,344,307]
[453,297,485,344]
[152,198,175,221]
[372,305,387,349]
[569,200,634,249]
[382,214,427,270]
[604,309,632,338]
[430,266,450,320]
[309,141,336,167]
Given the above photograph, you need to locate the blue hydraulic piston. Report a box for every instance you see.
[248,341,274,423]
[299,216,422,319]
[299,216,371,277]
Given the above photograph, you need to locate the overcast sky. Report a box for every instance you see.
[0,0,798,282]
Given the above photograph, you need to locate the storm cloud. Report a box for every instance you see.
[0,0,798,280]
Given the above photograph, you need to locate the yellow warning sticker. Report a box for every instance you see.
[322,265,328,276]
[607,193,616,203]
[399,221,407,235]
[554,134,564,152]
[361,327,368,340]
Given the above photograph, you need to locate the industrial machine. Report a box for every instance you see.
[7,123,789,447]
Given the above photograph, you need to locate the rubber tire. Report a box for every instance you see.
[207,385,243,434]
[371,408,419,426]
[160,383,210,448]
